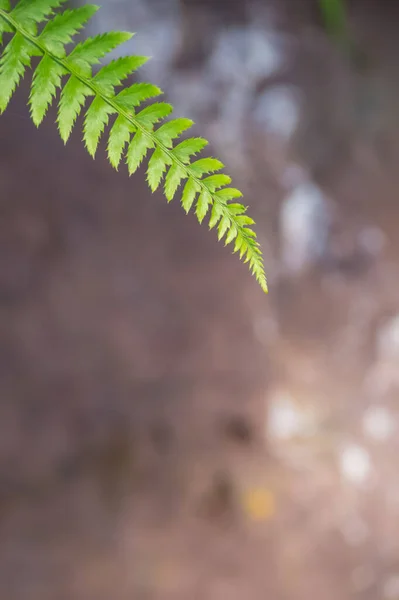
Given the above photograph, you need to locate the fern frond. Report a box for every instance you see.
[155,118,193,147]
[196,189,212,224]
[190,157,224,176]
[173,137,208,163]
[83,95,115,156]
[202,174,232,191]
[0,33,35,111]
[164,163,186,201]
[0,0,268,293]
[94,55,148,95]
[135,101,173,128]
[107,113,133,169]
[68,32,133,74]
[39,5,98,57]
[58,76,92,141]
[126,129,154,175]
[0,0,12,45]
[116,82,162,109]
[29,55,65,125]
[11,0,66,34]
[182,178,200,213]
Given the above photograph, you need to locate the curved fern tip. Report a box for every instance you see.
[260,278,268,294]
[0,0,268,293]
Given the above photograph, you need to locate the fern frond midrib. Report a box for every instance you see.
[0,7,263,267]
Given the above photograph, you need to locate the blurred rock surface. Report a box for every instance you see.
[2,0,399,598]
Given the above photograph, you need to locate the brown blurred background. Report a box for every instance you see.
[2,0,399,598]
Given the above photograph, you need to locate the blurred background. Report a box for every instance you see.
[2,0,399,598]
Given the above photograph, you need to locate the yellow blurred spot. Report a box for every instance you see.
[242,488,275,521]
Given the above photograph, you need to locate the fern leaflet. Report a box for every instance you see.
[0,0,268,292]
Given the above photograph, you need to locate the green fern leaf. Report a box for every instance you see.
[0,33,35,112]
[0,1,12,45]
[202,174,232,191]
[223,203,246,216]
[116,82,161,110]
[84,96,115,157]
[225,224,238,245]
[236,214,255,226]
[218,216,230,241]
[0,0,268,293]
[30,55,65,125]
[39,5,98,57]
[58,76,92,142]
[239,241,248,260]
[173,137,208,163]
[208,203,223,229]
[215,187,243,201]
[135,102,173,129]
[147,147,171,192]
[195,189,212,223]
[242,228,257,239]
[94,56,148,96]
[182,178,200,213]
[107,114,133,169]
[11,0,66,34]
[233,233,243,253]
[155,118,193,148]
[68,32,132,76]
[164,163,186,201]
[190,157,224,176]
[126,129,154,175]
